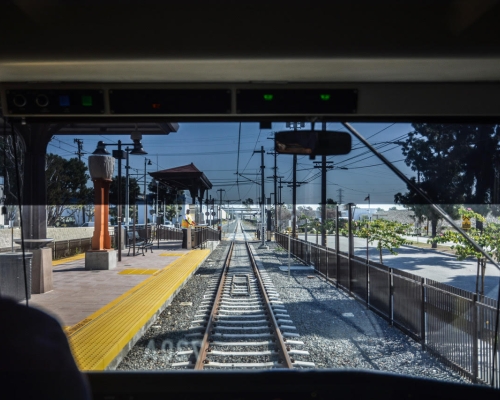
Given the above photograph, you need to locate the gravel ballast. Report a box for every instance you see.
[117,240,469,385]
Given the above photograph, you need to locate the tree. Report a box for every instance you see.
[147,180,180,206]
[395,178,460,248]
[396,123,500,233]
[297,205,315,219]
[317,198,337,221]
[357,219,412,264]
[109,176,141,206]
[45,154,90,226]
[82,186,95,222]
[109,176,141,224]
[277,204,291,231]
[0,134,25,225]
[163,204,178,221]
[242,198,254,206]
[432,207,499,298]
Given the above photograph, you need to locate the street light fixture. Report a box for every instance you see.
[92,138,147,261]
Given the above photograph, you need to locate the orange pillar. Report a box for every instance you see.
[91,178,112,250]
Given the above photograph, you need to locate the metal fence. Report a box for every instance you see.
[192,226,220,248]
[156,226,183,241]
[48,238,94,259]
[276,232,500,387]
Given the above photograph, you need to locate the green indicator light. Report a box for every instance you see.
[320,94,331,101]
[81,95,93,106]
[263,94,274,101]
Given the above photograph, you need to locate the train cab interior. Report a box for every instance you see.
[1,1,500,399]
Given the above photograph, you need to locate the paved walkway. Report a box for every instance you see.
[297,234,500,300]
[29,241,189,327]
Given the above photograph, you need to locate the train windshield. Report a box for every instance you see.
[2,120,498,388]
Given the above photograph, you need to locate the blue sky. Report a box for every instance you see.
[48,122,415,208]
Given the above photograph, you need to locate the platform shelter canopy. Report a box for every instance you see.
[149,163,212,204]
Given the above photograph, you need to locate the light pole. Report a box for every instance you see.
[144,158,152,242]
[92,139,147,261]
[125,146,131,228]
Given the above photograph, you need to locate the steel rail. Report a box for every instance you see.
[245,241,294,368]
[194,241,234,370]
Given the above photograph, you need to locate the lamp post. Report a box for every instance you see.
[92,139,147,261]
[125,146,131,228]
[144,158,152,242]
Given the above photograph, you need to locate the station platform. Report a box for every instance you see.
[28,240,213,371]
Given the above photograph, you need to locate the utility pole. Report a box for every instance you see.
[283,179,307,231]
[286,122,304,238]
[267,149,279,234]
[254,146,267,249]
[313,157,333,247]
[337,188,343,205]
[217,189,225,228]
[278,177,283,232]
[74,138,85,160]
[74,139,86,224]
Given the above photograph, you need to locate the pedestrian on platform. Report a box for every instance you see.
[182,209,196,228]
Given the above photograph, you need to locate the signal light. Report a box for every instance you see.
[81,95,93,106]
[263,94,273,101]
[59,95,70,107]
[320,94,331,100]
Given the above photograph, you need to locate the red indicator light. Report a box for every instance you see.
[152,103,161,109]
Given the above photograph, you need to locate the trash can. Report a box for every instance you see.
[0,252,33,302]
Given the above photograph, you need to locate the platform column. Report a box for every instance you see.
[86,155,116,270]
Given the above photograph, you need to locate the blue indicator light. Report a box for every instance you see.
[59,95,70,107]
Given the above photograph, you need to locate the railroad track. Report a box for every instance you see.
[172,222,314,369]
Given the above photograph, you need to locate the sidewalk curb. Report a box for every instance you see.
[402,244,457,258]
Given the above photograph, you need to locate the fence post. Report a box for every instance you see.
[366,258,369,307]
[348,204,353,295]
[325,247,328,280]
[472,293,478,383]
[336,206,340,288]
[421,277,426,350]
[389,268,393,325]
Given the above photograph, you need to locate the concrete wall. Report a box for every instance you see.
[0,227,98,250]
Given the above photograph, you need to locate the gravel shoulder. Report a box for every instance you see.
[253,242,467,382]
[117,240,469,385]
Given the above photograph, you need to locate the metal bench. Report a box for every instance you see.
[126,231,153,256]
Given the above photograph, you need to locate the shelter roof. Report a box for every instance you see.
[149,163,212,201]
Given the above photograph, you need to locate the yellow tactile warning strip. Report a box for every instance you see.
[67,249,210,371]
[159,252,187,257]
[52,253,86,266]
[118,269,158,275]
